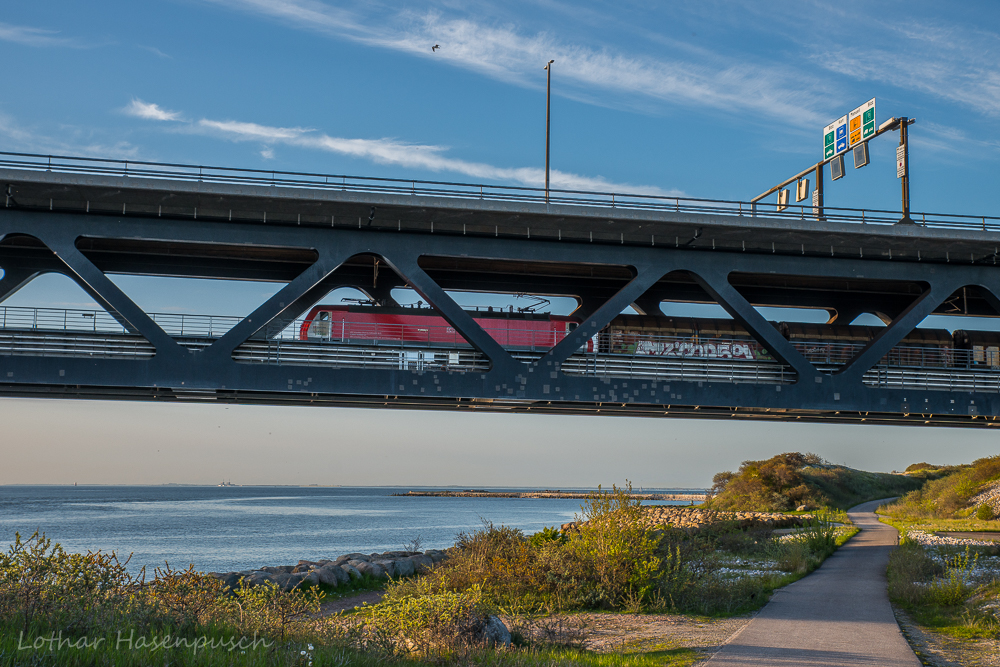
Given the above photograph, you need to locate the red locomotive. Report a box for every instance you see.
[300,305,586,350]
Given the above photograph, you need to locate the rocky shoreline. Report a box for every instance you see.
[394,490,707,501]
[209,549,449,592]
[561,506,815,532]
[210,508,814,593]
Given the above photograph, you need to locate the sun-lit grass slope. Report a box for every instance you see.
[883,456,1000,521]
[707,452,925,512]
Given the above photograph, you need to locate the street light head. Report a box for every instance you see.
[544,59,554,69]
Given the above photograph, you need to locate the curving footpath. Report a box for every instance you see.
[703,499,919,667]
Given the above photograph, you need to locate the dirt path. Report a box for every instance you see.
[565,612,753,657]
[317,591,385,616]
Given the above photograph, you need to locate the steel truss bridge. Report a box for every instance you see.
[1,152,1000,426]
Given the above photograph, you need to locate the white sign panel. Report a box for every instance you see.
[849,98,876,147]
[823,115,849,159]
[896,145,906,178]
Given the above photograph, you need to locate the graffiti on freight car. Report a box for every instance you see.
[611,338,774,361]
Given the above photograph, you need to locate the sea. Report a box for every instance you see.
[0,486,699,575]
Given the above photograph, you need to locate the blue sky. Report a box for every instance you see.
[2,1,999,485]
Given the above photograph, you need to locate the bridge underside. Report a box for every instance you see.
[2,167,1000,426]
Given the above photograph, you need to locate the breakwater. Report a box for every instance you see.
[393,490,708,501]
[209,548,450,592]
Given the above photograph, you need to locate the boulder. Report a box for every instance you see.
[323,564,350,584]
[425,550,447,563]
[283,572,308,591]
[374,560,397,578]
[245,571,277,588]
[407,554,434,573]
[355,561,386,579]
[393,558,415,578]
[303,570,323,586]
[313,567,340,587]
[261,565,294,574]
[483,616,511,647]
[340,563,361,580]
[341,553,370,563]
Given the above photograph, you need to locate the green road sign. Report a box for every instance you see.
[862,104,875,140]
[824,130,835,159]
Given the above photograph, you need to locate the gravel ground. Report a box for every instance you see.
[906,529,997,547]
[523,611,754,662]
[894,607,1000,667]
[318,594,753,661]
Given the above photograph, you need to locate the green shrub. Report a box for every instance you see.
[0,531,141,635]
[231,579,320,640]
[528,526,566,548]
[354,583,495,657]
[565,484,663,608]
[927,547,979,607]
[977,504,996,521]
[887,541,942,606]
[707,452,923,511]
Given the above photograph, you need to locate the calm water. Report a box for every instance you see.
[0,486,695,574]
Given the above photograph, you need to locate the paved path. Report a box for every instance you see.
[703,499,919,667]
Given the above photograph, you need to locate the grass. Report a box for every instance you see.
[884,530,1000,643]
[882,455,1000,522]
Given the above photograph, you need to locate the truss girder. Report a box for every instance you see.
[1,208,999,424]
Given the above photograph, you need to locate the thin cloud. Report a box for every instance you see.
[0,112,139,159]
[203,0,832,127]
[124,99,184,122]
[908,121,1000,158]
[180,111,680,195]
[0,21,82,48]
[140,45,173,59]
[810,14,1000,117]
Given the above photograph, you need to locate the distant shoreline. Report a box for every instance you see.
[392,490,708,501]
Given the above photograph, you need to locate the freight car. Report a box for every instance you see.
[299,305,1000,372]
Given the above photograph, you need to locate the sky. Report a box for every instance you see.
[1,0,999,486]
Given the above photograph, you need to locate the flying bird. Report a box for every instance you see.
[431,44,440,51]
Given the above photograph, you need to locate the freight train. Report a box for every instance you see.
[299,305,1000,370]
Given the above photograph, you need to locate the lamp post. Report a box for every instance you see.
[544,59,554,202]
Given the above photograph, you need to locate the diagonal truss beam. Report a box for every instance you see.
[0,266,40,303]
[540,263,667,368]
[382,254,521,375]
[33,234,185,358]
[836,280,962,381]
[203,245,371,360]
[692,267,820,382]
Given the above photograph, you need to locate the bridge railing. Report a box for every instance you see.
[4,304,998,375]
[2,151,998,233]
[0,306,245,338]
